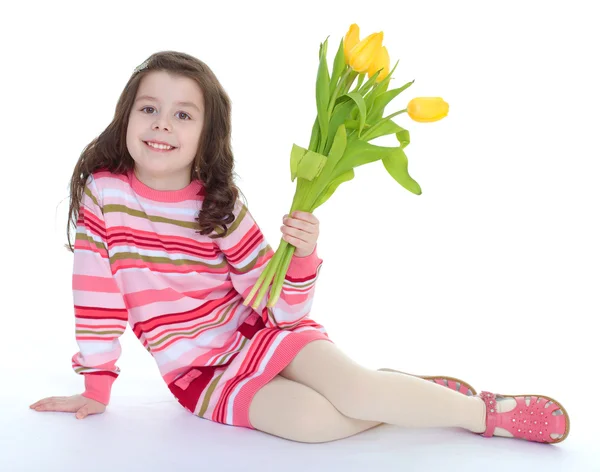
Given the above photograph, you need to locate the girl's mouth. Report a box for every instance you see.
[144,141,177,152]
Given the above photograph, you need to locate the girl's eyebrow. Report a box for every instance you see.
[135,95,201,112]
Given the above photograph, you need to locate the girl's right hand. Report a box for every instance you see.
[30,394,106,419]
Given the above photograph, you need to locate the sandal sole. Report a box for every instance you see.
[377,368,478,396]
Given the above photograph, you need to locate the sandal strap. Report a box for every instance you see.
[479,391,498,437]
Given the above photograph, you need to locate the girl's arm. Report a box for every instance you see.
[70,175,128,406]
[215,199,323,329]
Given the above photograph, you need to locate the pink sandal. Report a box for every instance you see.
[479,391,570,444]
[378,368,477,396]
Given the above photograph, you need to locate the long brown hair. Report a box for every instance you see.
[65,50,244,251]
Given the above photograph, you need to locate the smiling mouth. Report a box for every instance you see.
[144,141,177,151]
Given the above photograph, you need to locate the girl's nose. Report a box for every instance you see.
[152,119,171,132]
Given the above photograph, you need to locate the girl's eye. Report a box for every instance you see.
[140,107,190,120]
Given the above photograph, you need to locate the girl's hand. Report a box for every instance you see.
[30,394,106,419]
[281,211,320,258]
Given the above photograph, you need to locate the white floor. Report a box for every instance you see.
[3,371,597,472]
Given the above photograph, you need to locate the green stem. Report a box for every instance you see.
[265,173,316,307]
[267,243,295,308]
[251,241,287,310]
[344,71,360,94]
[327,66,352,117]
[243,258,272,306]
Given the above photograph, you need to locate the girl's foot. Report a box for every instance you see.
[478,391,570,444]
[377,368,477,396]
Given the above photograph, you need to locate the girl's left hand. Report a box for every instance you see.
[281,211,319,258]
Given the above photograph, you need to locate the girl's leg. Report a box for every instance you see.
[279,340,487,433]
[249,375,382,443]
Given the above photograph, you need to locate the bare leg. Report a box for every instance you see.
[249,375,382,443]
[280,340,487,432]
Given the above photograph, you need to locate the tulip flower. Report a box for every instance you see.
[348,32,384,73]
[367,45,390,82]
[242,26,449,309]
[407,97,449,122]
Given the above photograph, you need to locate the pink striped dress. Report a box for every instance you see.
[72,169,331,428]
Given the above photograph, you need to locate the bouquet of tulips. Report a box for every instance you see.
[242,23,449,309]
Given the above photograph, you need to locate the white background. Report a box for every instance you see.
[1,0,598,471]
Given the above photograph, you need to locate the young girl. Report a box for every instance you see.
[30,51,569,445]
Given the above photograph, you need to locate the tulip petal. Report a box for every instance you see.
[367,46,390,82]
[343,24,360,65]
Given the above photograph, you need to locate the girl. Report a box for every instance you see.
[30,51,569,444]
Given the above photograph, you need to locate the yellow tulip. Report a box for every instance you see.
[343,24,360,65]
[407,97,449,122]
[348,32,384,73]
[367,46,390,82]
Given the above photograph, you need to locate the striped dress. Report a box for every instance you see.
[72,169,331,428]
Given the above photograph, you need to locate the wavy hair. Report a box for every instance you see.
[65,50,244,251]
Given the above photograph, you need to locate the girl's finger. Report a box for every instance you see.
[76,406,89,420]
[283,234,310,250]
[30,396,63,408]
[35,401,75,412]
[284,215,316,232]
[293,211,319,224]
[282,227,311,243]
[283,221,316,237]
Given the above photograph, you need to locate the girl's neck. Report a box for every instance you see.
[128,167,203,202]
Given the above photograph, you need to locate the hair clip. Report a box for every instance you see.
[133,59,149,74]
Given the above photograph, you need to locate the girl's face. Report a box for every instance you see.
[126,70,205,189]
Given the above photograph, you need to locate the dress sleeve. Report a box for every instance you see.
[214,199,323,329]
[71,175,128,405]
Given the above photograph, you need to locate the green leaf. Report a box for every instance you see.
[333,134,421,197]
[381,136,421,195]
[358,70,381,95]
[358,119,404,141]
[290,144,308,181]
[308,116,320,152]
[343,119,373,130]
[297,150,328,181]
[311,169,355,211]
[345,91,367,137]
[367,79,415,124]
[360,109,407,141]
[324,98,355,155]
[309,124,348,209]
[396,128,410,148]
[371,60,400,98]
[329,39,346,97]
[316,38,331,153]
[334,139,387,175]
[327,123,347,165]
[351,72,366,93]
